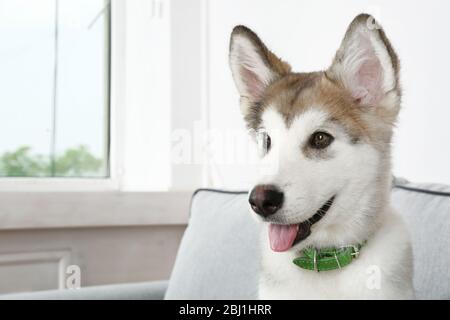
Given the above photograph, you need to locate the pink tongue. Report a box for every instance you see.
[268,224,299,252]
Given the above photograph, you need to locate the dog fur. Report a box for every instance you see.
[229,14,414,299]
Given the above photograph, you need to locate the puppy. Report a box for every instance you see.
[229,14,414,299]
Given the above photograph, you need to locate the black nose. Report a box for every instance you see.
[249,185,284,217]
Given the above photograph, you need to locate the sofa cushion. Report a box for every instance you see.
[166,180,450,299]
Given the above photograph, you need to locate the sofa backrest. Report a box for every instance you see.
[391,179,450,299]
[166,189,259,299]
[165,180,450,299]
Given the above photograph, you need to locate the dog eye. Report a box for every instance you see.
[258,132,271,155]
[309,131,334,149]
[264,134,271,152]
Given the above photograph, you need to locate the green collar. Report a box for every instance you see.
[293,242,365,272]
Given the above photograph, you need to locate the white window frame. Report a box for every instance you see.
[0,0,218,231]
[0,0,174,192]
[0,0,120,192]
[0,0,193,229]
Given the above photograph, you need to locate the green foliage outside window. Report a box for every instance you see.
[0,145,103,177]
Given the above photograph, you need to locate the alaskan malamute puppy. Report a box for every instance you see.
[229,14,414,299]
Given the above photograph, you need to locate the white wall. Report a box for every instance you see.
[204,0,450,188]
[120,0,207,191]
[120,0,172,191]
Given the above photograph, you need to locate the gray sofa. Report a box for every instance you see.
[2,178,450,299]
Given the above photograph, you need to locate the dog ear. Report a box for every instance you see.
[229,26,291,108]
[327,14,400,107]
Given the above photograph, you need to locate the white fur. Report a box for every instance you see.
[255,107,414,299]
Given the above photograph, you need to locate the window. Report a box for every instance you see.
[0,0,110,178]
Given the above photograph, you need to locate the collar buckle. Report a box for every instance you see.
[350,245,360,259]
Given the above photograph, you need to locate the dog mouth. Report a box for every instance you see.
[268,196,335,252]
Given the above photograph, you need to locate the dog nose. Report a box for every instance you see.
[249,185,284,217]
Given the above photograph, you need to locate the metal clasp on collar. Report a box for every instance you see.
[350,245,360,259]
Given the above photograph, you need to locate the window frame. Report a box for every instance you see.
[0,0,193,229]
[0,0,196,193]
[0,0,123,192]
[0,0,218,237]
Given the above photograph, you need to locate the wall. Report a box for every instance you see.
[170,0,206,190]
[0,225,185,294]
[0,190,191,294]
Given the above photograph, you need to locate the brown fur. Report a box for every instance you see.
[249,73,367,141]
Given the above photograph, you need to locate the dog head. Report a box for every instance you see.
[229,14,400,252]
